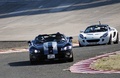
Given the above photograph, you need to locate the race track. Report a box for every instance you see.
[0,0,120,78]
[0,44,120,78]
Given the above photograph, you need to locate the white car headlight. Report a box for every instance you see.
[61,46,72,51]
[34,49,40,53]
[79,34,84,39]
[68,46,72,49]
[61,47,67,51]
[101,33,108,38]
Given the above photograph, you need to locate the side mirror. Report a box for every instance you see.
[69,37,73,39]
[28,41,31,46]
[28,41,31,44]
[80,31,84,33]
[68,37,73,42]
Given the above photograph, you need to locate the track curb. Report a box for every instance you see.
[70,51,120,74]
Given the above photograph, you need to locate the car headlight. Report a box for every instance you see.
[61,47,67,51]
[33,49,40,53]
[79,34,84,39]
[61,46,72,51]
[68,46,72,49]
[101,33,108,38]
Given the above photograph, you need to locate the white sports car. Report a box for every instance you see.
[78,24,119,47]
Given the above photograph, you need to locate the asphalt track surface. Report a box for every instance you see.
[0,0,120,78]
[0,43,120,78]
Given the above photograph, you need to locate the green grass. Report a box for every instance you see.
[90,54,120,71]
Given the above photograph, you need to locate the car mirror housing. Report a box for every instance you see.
[28,41,31,44]
[80,31,84,33]
[69,37,73,39]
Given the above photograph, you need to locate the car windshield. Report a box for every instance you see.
[35,34,66,43]
[84,25,108,33]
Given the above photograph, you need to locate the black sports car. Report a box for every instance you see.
[28,32,73,64]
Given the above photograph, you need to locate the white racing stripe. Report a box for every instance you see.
[43,42,58,55]
[52,42,58,54]
[43,42,49,55]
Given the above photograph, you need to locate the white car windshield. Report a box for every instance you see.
[84,25,108,33]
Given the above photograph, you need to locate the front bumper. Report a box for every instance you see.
[29,50,73,61]
[79,37,109,46]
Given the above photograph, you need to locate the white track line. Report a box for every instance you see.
[0,49,28,54]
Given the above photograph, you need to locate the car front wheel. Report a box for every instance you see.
[108,35,112,45]
[30,59,37,65]
[79,41,83,47]
[114,33,119,44]
[67,52,74,62]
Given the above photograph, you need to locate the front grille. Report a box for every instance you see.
[87,39,100,42]
[56,52,65,58]
[48,47,53,54]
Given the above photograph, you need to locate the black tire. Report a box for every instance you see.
[67,57,73,62]
[30,57,37,65]
[108,35,112,45]
[30,60,36,65]
[114,33,119,44]
[79,41,83,47]
[67,53,74,62]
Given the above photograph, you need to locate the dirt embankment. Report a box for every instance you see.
[0,0,120,41]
